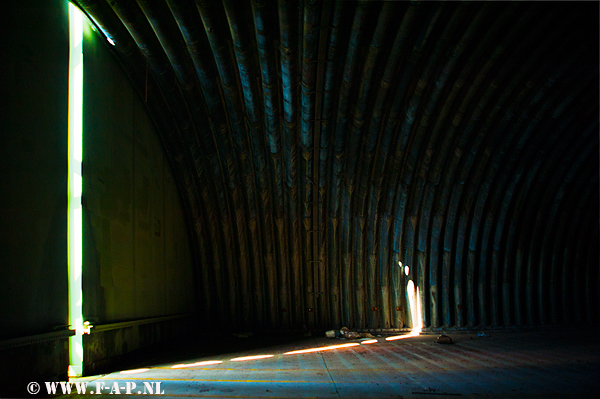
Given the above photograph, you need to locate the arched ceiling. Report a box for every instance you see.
[73,0,599,331]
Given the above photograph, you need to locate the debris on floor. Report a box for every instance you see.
[325,327,375,340]
[362,332,375,338]
[342,327,362,340]
[436,334,453,344]
[478,331,489,337]
[324,330,335,338]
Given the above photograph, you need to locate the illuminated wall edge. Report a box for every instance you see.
[68,1,84,378]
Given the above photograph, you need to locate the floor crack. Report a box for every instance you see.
[315,338,342,398]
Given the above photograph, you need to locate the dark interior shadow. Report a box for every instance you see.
[96,331,317,373]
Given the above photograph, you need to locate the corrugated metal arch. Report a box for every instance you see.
[73,0,599,331]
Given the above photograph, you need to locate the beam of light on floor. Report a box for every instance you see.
[283,343,360,355]
[171,361,223,368]
[120,368,150,375]
[385,331,419,341]
[89,331,424,377]
[230,355,275,362]
[92,275,425,376]
[360,339,378,344]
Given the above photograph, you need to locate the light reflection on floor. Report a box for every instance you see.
[62,329,600,398]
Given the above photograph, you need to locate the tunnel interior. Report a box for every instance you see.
[0,0,598,396]
[69,0,599,331]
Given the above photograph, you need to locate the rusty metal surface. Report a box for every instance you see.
[71,0,599,332]
[62,329,600,398]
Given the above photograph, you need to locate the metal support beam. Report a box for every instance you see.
[311,0,332,328]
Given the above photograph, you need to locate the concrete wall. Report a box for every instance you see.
[0,1,195,393]
[0,1,71,395]
[81,22,194,325]
[80,13,195,371]
[0,0,69,342]
[83,316,190,375]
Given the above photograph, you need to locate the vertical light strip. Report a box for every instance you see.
[407,280,422,334]
[68,2,84,378]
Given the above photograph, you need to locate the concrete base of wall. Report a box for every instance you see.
[0,333,71,398]
[83,315,191,376]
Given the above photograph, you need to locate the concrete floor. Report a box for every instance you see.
[60,328,600,398]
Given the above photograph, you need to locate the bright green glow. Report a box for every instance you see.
[73,62,83,163]
[68,2,84,378]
